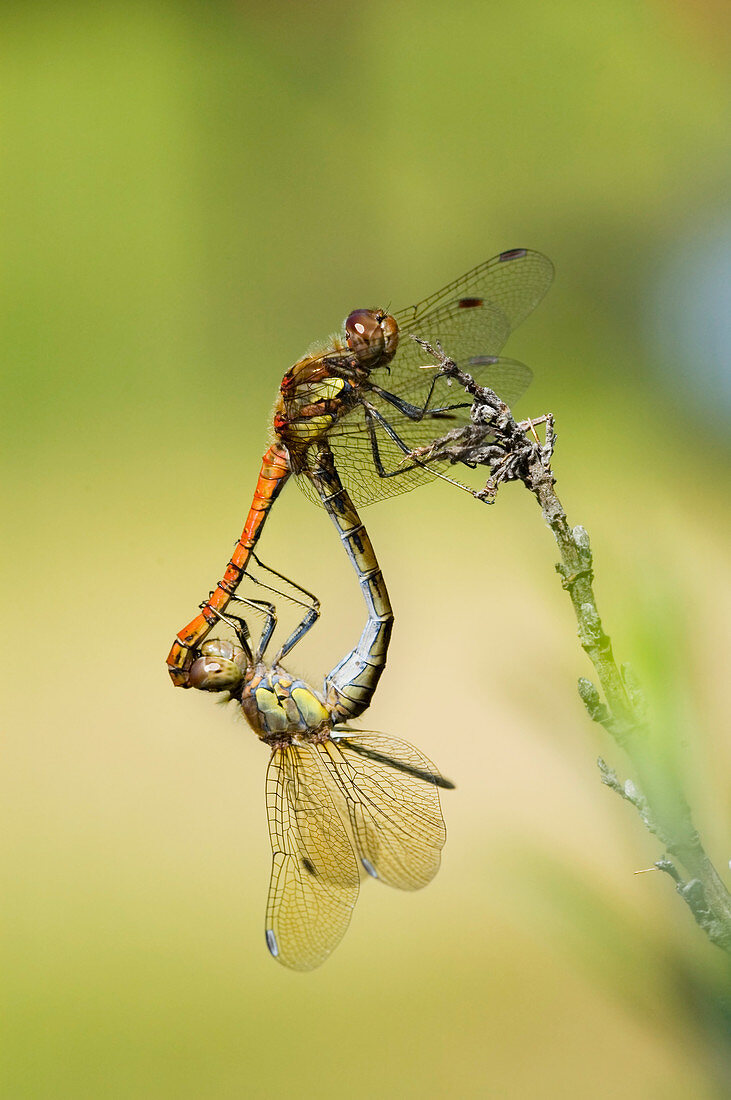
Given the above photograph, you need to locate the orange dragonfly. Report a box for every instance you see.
[167,248,553,685]
[187,448,451,970]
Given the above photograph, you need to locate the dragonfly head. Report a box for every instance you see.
[187,638,248,692]
[344,308,399,368]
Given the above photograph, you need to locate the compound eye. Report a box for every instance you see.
[345,309,385,364]
[188,639,247,692]
[380,312,399,359]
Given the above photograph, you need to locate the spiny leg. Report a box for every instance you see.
[362,402,473,495]
[205,599,271,662]
[204,555,320,664]
[368,377,472,423]
[244,553,321,663]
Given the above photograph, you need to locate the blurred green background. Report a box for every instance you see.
[3,1,730,1096]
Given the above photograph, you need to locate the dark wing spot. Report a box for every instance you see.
[498,248,527,262]
[266,928,279,957]
[457,297,483,309]
[301,857,317,876]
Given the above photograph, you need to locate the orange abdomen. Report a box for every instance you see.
[166,442,291,685]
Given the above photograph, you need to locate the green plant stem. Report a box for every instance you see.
[410,345,731,953]
[525,451,731,953]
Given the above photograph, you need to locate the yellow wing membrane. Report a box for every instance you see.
[318,733,448,891]
[265,744,359,971]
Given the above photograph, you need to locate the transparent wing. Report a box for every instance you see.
[292,249,550,393]
[393,248,554,344]
[265,744,359,971]
[384,248,552,407]
[292,250,550,508]
[296,357,532,508]
[294,419,435,508]
[319,733,449,891]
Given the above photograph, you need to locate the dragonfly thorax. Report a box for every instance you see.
[274,366,358,452]
[240,663,332,744]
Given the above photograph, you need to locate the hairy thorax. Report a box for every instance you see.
[240,662,332,745]
[273,351,362,449]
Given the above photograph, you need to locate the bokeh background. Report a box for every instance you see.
[3,2,730,1096]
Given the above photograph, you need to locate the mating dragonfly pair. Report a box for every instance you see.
[167,248,554,970]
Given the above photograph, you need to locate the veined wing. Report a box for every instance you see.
[265,743,359,971]
[284,250,548,414]
[294,422,433,508]
[296,357,532,508]
[292,251,550,508]
[384,248,553,407]
[393,248,553,349]
[318,732,449,891]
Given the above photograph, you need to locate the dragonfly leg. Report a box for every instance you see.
[205,595,277,662]
[363,403,476,496]
[369,377,473,423]
[368,376,439,420]
[201,556,320,665]
[237,597,277,661]
[201,605,255,663]
[245,553,321,664]
[362,403,424,478]
[250,552,319,605]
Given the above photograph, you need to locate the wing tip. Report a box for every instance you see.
[498,247,528,262]
[265,928,279,958]
[361,857,379,879]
